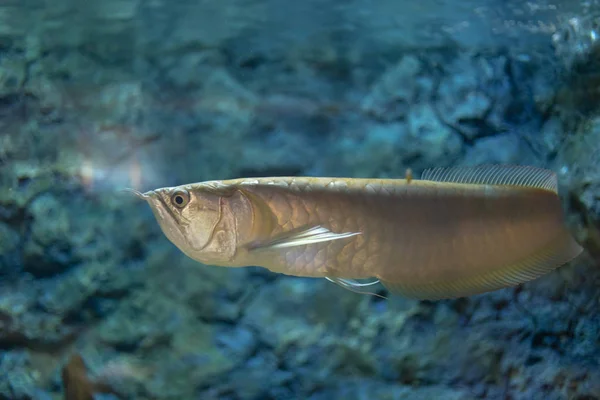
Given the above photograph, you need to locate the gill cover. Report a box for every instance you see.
[179,188,224,253]
[184,182,267,264]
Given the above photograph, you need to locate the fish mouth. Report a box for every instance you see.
[122,188,178,221]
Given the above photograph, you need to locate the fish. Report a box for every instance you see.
[62,354,95,400]
[61,353,129,400]
[128,165,583,300]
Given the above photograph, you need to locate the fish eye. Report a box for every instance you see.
[171,189,190,208]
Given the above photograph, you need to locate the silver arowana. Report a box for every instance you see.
[128,165,583,300]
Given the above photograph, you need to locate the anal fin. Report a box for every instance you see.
[326,277,386,299]
[381,232,583,301]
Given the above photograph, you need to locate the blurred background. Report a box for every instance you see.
[0,0,599,399]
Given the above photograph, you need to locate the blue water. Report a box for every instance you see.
[0,0,599,399]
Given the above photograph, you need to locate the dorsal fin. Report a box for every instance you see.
[420,164,557,193]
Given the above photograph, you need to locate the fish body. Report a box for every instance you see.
[135,165,582,300]
[62,354,94,400]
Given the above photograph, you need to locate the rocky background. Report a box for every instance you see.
[0,0,600,399]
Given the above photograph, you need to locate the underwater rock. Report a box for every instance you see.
[436,62,491,139]
[559,116,600,256]
[573,314,600,358]
[23,193,76,277]
[0,351,51,400]
[328,122,409,178]
[373,300,503,386]
[144,323,237,398]
[149,252,248,325]
[310,378,475,400]
[36,271,97,317]
[0,222,21,276]
[214,326,257,361]
[0,55,26,102]
[552,13,600,73]
[24,76,66,124]
[141,0,257,55]
[19,189,132,278]
[94,278,238,398]
[361,55,425,122]
[197,351,289,400]
[194,68,259,124]
[523,117,568,159]
[162,50,227,89]
[238,278,377,395]
[0,163,56,214]
[96,290,181,352]
[30,50,132,86]
[0,301,80,350]
[242,278,366,351]
[549,12,600,117]
[85,0,140,22]
[505,357,600,400]
[435,55,516,141]
[92,82,149,128]
[530,65,562,115]
[12,171,159,279]
[36,261,142,321]
[407,103,463,166]
[463,133,524,166]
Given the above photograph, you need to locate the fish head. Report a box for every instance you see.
[130,183,242,265]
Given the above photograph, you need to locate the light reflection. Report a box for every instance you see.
[77,153,151,195]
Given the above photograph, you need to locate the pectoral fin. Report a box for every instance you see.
[248,226,361,251]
